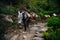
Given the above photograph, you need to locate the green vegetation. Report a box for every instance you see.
[0,0,60,40]
[0,0,60,15]
[44,17,60,40]
[47,17,60,30]
[44,27,60,40]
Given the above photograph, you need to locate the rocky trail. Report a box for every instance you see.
[4,22,48,40]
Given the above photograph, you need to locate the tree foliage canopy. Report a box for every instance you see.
[0,0,60,15]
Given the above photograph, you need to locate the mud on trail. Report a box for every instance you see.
[4,22,48,40]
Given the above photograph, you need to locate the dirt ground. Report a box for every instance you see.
[4,22,48,40]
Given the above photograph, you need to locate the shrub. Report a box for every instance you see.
[44,17,60,40]
[43,32,50,40]
[47,17,60,30]
[0,6,16,15]
[44,28,60,40]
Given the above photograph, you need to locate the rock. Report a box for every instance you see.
[22,31,27,34]
[35,31,39,34]
[40,27,48,31]
[32,37,44,40]
[23,35,27,39]
[34,33,44,38]
[30,27,39,31]
[14,30,16,33]
[10,34,19,40]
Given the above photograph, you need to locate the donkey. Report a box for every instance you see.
[18,11,30,31]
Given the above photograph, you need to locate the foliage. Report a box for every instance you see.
[0,0,60,15]
[0,6,16,15]
[44,27,60,40]
[47,17,60,29]
[44,17,60,40]
[29,0,48,12]
[43,32,50,40]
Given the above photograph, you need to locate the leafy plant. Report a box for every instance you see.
[47,17,60,30]
[0,6,16,15]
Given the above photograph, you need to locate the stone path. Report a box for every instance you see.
[29,22,48,40]
[4,22,48,40]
